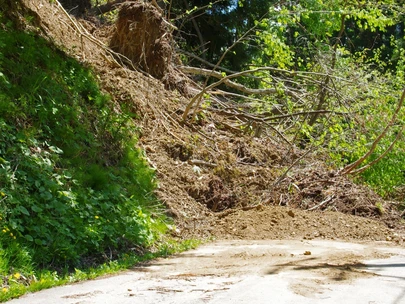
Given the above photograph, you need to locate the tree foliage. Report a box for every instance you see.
[169,0,273,70]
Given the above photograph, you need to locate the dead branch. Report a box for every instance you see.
[210,108,347,122]
[181,16,264,121]
[307,195,335,211]
[179,66,278,95]
[263,109,349,121]
[188,159,217,168]
[176,49,239,75]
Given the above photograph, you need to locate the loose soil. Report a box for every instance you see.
[20,0,405,249]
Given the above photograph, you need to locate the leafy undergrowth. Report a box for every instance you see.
[0,17,192,301]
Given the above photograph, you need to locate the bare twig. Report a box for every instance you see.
[307,195,335,211]
[181,13,267,121]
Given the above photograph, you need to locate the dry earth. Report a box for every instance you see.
[19,0,405,250]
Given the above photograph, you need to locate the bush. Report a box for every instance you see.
[0,25,167,269]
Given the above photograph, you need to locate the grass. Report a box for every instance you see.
[0,239,201,302]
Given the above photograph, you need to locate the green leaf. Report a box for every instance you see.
[18,206,30,216]
[35,238,44,245]
[31,205,43,213]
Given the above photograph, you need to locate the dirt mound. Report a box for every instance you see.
[267,163,401,226]
[20,0,405,247]
[211,205,402,242]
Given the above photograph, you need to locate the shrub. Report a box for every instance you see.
[0,24,167,269]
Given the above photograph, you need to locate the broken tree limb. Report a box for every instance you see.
[182,19,263,121]
[179,66,304,100]
[179,66,277,95]
[307,195,335,211]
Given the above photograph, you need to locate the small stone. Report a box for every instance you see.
[287,210,295,218]
[304,251,311,255]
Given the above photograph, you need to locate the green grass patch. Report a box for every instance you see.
[0,239,201,302]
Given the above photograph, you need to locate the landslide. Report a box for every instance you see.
[20,0,405,244]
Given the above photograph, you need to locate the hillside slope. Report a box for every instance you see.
[19,0,405,244]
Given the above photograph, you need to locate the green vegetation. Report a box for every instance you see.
[0,14,198,302]
[250,0,405,198]
[0,239,200,302]
[173,0,405,200]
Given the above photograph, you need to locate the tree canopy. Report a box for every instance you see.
[170,0,404,72]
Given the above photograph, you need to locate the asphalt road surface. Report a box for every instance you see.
[7,240,405,304]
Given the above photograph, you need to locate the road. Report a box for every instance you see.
[7,240,405,304]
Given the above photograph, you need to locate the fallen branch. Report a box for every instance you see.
[307,195,335,211]
[210,108,348,123]
[188,159,217,168]
[263,109,349,121]
[181,18,265,121]
[176,50,239,75]
[180,66,278,95]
